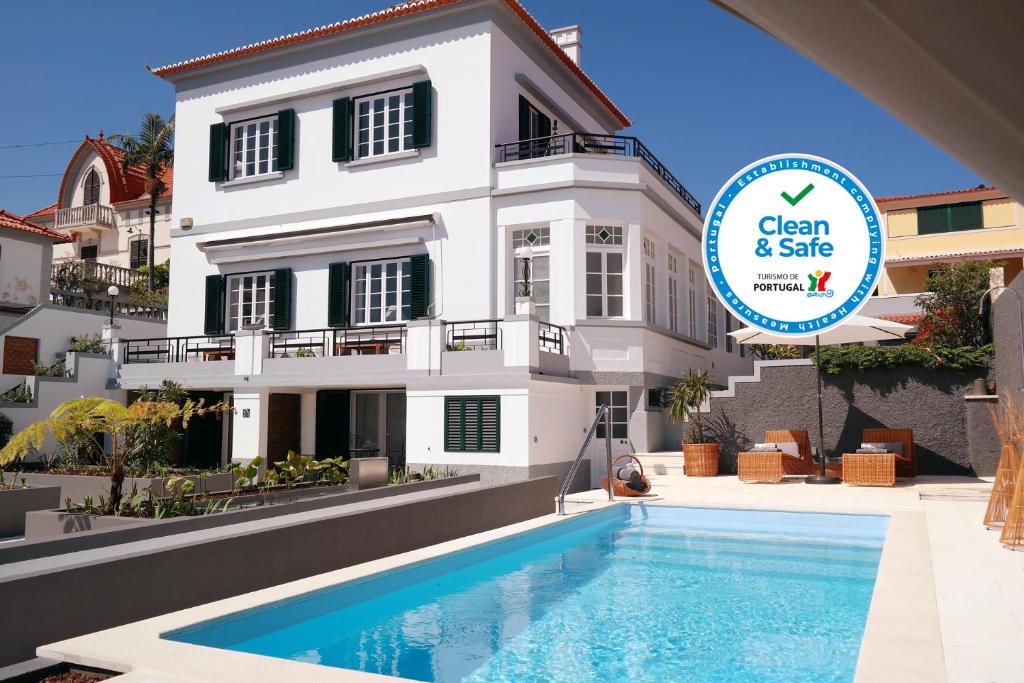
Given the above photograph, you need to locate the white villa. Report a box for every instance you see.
[117,0,752,484]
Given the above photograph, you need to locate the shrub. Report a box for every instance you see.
[915,261,994,348]
[0,413,12,449]
[814,343,992,375]
[68,334,106,354]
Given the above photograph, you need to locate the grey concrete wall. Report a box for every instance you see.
[706,364,983,475]
[438,460,589,492]
[991,272,1024,390]
[966,397,1002,476]
[0,475,479,565]
[0,486,59,537]
[1,472,234,507]
[0,476,558,667]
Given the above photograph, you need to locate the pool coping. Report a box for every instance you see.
[36,501,942,683]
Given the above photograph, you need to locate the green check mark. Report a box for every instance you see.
[781,183,815,206]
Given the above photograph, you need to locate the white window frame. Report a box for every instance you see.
[688,262,699,339]
[595,390,629,440]
[227,271,276,332]
[229,115,279,180]
[668,253,680,333]
[706,285,719,349]
[351,258,412,326]
[511,227,551,322]
[355,88,414,160]
[643,237,656,325]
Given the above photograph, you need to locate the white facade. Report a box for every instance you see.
[120,0,752,485]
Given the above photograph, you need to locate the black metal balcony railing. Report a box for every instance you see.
[495,133,702,214]
[445,320,501,351]
[538,321,568,355]
[267,325,406,358]
[123,335,235,364]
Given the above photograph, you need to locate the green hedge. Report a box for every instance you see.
[814,343,992,375]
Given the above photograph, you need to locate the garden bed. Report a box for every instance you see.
[0,485,60,537]
[1,470,234,506]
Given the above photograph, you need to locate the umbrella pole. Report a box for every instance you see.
[807,334,841,485]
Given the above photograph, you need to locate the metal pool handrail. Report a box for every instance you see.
[557,404,614,515]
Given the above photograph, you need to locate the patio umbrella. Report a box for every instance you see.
[728,315,913,484]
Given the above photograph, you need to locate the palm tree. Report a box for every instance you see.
[108,113,174,291]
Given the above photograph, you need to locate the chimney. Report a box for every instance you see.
[548,25,582,65]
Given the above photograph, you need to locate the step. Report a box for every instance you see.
[634,452,685,475]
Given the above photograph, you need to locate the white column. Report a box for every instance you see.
[502,311,539,370]
[496,224,509,319]
[406,319,442,372]
[103,321,121,385]
[572,219,587,323]
[549,217,577,326]
[626,223,644,321]
[231,389,269,466]
[233,329,267,378]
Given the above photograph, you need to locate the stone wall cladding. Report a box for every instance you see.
[706,363,979,475]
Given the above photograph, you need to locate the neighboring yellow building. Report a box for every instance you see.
[864,185,1024,324]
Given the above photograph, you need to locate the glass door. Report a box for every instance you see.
[385,393,407,467]
[351,391,406,464]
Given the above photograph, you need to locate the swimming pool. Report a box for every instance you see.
[166,504,887,682]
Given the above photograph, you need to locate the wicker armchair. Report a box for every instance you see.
[737,430,814,483]
[843,428,916,487]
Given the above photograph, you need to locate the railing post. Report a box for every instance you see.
[605,407,614,502]
[234,329,265,377]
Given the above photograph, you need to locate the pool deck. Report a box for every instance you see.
[37,475,1021,683]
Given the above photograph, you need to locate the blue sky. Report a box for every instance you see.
[0,0,983,216]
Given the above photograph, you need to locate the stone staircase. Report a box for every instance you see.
[634,451,685,476]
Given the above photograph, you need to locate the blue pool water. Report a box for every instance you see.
[167,505,887,682]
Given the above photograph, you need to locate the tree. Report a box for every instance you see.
[0,397,229,513]
[915,260,994,348]
[108,114,174,291]
[665,369,714,444]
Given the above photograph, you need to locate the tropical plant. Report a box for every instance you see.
[915,260,994,348]
[108,114,174,291]
[34,360,66,377]
[751,344,801,360]
[231,457,263,490]
[0,413,12,450]
[0,382,32,404]
[419,464,459,480]
[0,396,230,513]
[68,334,106,354]
[269,451,348,486]
[666,369,715,444]
[388,466,410,485]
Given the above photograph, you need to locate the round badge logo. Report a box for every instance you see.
[703,153,884,336]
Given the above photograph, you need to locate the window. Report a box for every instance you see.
[643,237,656,325]
[83,169,100,206]
[511,228,550,321]
[917,201,983,234]
[227,272,276,331]
[352,259,412,325]
[688,262,698,339]
[668,254,680,333]
[129,237,148,269]
[706,286,718,349]
[80,244,98,261]
[595,391,628,440]
[444,396,500,452]
[725,314,733,353]
[230,115,278,180]
[586,226,624,318]
[356,89,414,159]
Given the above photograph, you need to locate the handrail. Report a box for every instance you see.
[557,404,613,515]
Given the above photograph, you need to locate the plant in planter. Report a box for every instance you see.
[0,396,231,514]
[666,369,719,477]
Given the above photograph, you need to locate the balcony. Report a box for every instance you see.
[50,260,165,320]
[116,317,573,389]
[54,203,114,231]
[494,133,702,215]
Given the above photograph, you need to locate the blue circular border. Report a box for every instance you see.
[703,155,883,335]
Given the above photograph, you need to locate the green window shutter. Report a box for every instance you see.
[332,98,352,162]
[203,275,224,334]
[411,80,432,149]
[327,262,350,327]
[208,123,227,182]
[443,396,500,452]
[272,268,292,331]
[518,95,531,140]
[916,205,948,234]
[480,396,500,452]
[277,109,295,171]
[410,253,431,319]
[949,201,982,232]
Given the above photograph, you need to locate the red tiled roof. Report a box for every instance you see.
[0,209,73,242]
[878,313,923,326]
[148,0,630,127]
[25,203,56,219]
[875,185,998,204]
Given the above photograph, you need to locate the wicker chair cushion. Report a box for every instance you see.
[779,442,801,458]
[884,441,904,455]
[862,442,886,450]
[751,443,780,451]
[856,448,888,454]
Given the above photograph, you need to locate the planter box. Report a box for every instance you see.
[3,471,234,506]
[351,457,389,490]
[0,486,60,537]
[24,510,149,540]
